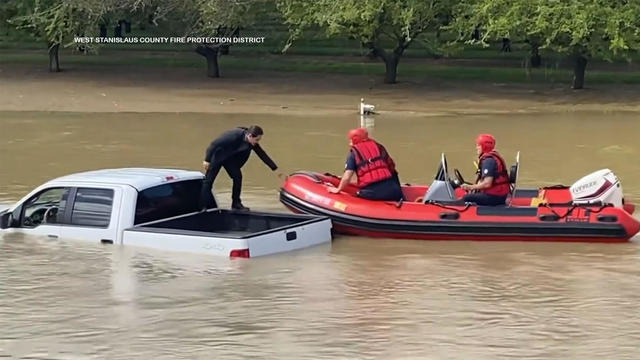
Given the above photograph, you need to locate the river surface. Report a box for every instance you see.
[1,111,640,359]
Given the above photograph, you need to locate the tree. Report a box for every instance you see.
[129,0,257,78]
[191,0,258,77]
[278,0,454,84]
[0,1,22,36]
[9,0,121,72]
[452,0,640,89]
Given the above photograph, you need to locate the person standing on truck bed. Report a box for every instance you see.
[199,125,278,211]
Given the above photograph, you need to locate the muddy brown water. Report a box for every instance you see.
[1,110,640,359]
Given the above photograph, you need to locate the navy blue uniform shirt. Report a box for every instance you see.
[345,152,357,171]
[480,157,498,179]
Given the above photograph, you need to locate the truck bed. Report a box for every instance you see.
[122,209,333,258]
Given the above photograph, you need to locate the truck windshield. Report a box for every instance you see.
[134,179,202,225]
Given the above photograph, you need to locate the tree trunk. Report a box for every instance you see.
[124,20,131,33]
[384,55,399,84]
[501,38,511,52]
[219,28,239,55]
[370,43,404,84]
[48,43,60,72]
[472,27,480,41]
[530,45,541,68]
[572,55,588,90]
[76,34,85,53]
[196,46,220,78]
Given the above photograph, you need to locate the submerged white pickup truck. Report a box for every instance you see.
[0,168,332,258]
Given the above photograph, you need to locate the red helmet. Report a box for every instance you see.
[348,128,369,144]
[476,134,496,153]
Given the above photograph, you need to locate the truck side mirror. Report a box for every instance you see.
[0,211,11,229]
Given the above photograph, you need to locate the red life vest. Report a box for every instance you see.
[350,140,393,187]
[476,150,511,196]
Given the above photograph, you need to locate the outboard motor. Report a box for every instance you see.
[570,169,623,207]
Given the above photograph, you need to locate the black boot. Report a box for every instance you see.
[231,202,250,211]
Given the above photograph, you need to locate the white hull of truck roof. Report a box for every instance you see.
[49,168,204,191]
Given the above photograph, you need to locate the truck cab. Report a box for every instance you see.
[1,168,202,242]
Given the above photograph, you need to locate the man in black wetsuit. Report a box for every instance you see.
[199,125,278,211]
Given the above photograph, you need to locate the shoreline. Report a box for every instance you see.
[2,64,640,116]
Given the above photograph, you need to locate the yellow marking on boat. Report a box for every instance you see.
[333,201,347,211]
[530,196,545,207]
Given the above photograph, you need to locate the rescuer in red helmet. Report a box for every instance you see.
[461,134,510,206]
[327,128,403,201]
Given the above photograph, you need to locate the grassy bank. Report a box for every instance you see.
[2,49,640,86]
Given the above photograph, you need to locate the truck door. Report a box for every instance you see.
[11,187,72,240]
[60,186,122,244]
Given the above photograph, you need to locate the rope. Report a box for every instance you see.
[290,171,323,183]
[583,203,612,214]
[424,200,472,213]
[542,202,611,219]
[543,204,577,220]
[543,184,570,189]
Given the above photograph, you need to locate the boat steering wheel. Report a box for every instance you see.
[454,169,472,186]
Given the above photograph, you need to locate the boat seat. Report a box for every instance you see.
[509,164,518,184]
[507,152,520,206]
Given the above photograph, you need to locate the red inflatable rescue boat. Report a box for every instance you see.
[279,153,639,242]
